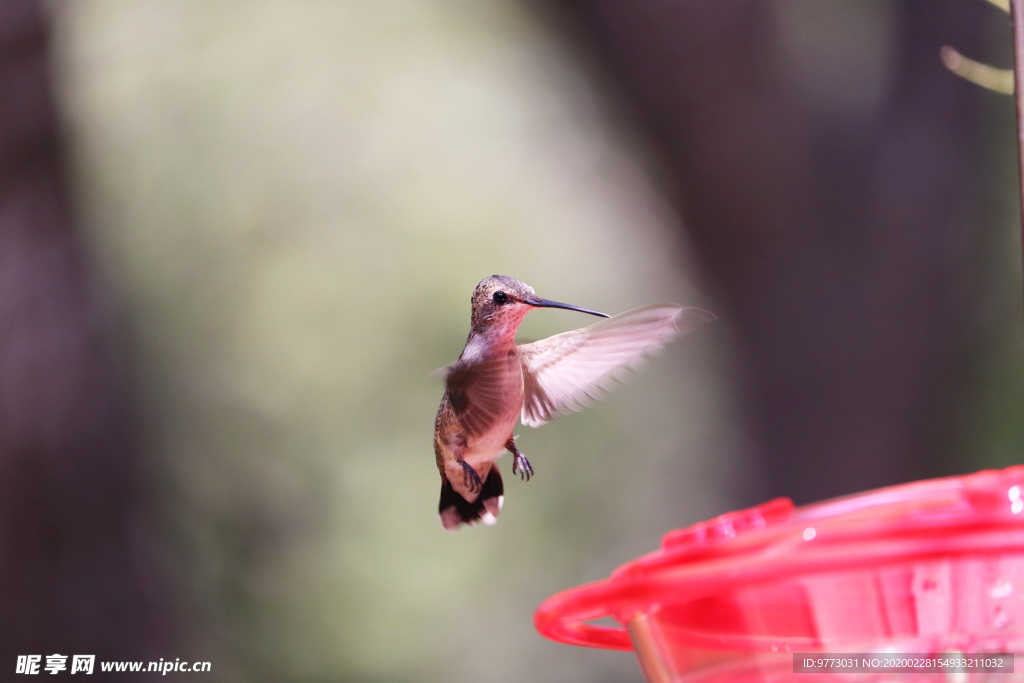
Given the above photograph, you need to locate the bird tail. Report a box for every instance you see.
[438,467,504,532]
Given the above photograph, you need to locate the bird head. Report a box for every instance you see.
[469,275,608,344]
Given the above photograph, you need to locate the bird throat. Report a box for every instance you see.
[467,310,528,358]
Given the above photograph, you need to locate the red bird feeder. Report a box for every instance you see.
[536,466,1024,682]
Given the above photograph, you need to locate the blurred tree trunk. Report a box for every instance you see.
[0,0,167,670]
[547,0,994,504]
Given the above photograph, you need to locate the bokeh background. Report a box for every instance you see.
[0,0,1021,681]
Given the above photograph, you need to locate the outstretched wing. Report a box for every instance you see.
[442,353,521,438]
[517,304,714,427]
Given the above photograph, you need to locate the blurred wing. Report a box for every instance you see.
[444,354,521,438]
[518,304,714,427]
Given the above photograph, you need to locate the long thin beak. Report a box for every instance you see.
[526,297,610,318]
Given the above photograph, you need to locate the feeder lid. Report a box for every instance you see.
[535,465,1024,651]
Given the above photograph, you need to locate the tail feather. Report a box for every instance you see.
[439,467,504,532]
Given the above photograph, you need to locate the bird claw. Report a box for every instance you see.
[512,452,533,481]
[461,461,483,493]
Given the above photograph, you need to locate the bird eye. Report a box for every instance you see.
[493,291,508,305]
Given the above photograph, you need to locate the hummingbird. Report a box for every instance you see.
[433,275,714,531]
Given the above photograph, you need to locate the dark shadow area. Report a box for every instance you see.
[540,0,1017,504]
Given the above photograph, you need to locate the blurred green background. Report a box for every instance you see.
[53,2,733,681]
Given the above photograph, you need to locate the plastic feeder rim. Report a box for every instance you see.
[535,466,1024,681]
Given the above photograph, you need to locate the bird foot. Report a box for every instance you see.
[461,461,483,493]
[512,452,533,481]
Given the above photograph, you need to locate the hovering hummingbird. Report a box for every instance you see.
[433,275,714,531]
